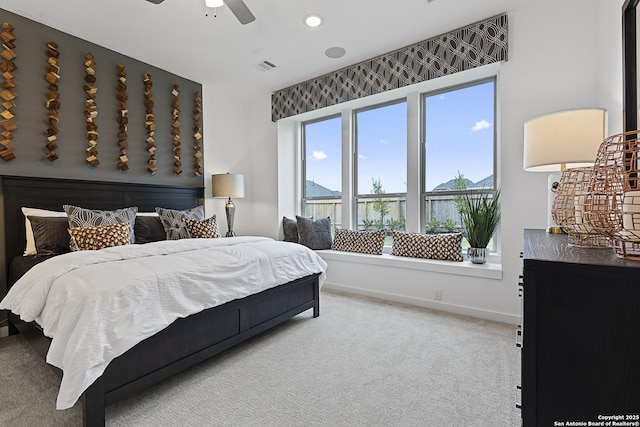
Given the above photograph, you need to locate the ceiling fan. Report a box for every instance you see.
[146,0,256,25]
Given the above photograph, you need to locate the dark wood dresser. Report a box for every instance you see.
[520,229,640,426]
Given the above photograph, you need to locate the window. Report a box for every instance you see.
[355,101,407,233]
[299,76,498,255]
[302,115,342,229]
[423,79,496,249]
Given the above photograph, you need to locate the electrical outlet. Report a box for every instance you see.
[434,289,442,301]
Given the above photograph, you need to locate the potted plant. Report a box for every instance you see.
[457,187,501,264]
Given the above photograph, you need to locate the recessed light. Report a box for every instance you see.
[205,0,224,7]
[325,46,346,59]
[305,15,322,28]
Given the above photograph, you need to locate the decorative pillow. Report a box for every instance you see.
[183,216,221,238]
[155,206,205,240]
[64,205,138,249]
[331,229,386,255]
[134,215,167,244]
[282,216,299,243]
[21,207,67,255]
[296,216,332,250]
[28,216,71,255]
[68,222,131,251]
[391,231,463,262]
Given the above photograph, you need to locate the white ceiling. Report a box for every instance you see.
[0,0,510,96]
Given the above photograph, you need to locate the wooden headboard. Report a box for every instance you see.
[0,175,204,299]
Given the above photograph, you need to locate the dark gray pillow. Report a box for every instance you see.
[134,215,167,244]
[283,216,299,243]
[28,216,71,255]
[296,216,332,250]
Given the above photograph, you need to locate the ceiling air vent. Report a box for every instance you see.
[254,60,277,72]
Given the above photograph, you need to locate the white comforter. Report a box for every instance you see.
[0,236,327,410]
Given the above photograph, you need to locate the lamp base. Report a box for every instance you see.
[225,198,236,237]
[546,226,564,234]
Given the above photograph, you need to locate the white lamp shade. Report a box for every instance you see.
[523,108,607,172]
[212,173,245,198]
[205,0,224,8]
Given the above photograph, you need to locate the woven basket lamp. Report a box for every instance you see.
[551,166,610,248]
[584,130,640,258]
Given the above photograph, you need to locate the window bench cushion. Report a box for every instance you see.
[391,231,463,262]
[331,228,386,255]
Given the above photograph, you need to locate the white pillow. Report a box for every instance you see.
[21,207,67,256]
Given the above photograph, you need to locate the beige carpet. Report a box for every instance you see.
[0,290,521,426]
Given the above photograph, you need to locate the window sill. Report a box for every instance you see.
[316,249,502,280]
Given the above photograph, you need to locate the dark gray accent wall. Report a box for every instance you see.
[0,8,204,187]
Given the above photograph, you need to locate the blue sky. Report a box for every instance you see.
[424,81,494,190]
[304,80,494,195]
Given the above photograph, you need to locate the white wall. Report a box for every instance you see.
[202,84,282,238]
[203,0,626,324]
[597,0,625,136]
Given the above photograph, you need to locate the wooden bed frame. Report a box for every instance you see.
[1,175,321,427]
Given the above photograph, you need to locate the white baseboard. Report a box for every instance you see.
[323,281,521,325]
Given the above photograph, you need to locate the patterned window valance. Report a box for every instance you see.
[271,13,508,122]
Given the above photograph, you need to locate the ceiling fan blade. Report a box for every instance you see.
[225,0,256,24]
[146,0,165,4]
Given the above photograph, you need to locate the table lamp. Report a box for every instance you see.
[212,173,245,237]
[523,108,606,233]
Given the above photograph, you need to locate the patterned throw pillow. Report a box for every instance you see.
[68,222,130,251]
[391,231,463,262]
[155,206,205,240]
[296,216,332,250]
[331,229,386,255]
[183,216,221,238]
[64,205,138,250]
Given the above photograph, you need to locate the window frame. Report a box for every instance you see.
[290,64,501,262]
[353,98,408,232]
[420,77,498,251]
[301,113,342,204]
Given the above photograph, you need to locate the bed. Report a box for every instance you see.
[0,175,324,427]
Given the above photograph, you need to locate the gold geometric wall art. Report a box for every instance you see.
[84,52,99,167]
[0,12,203,185]
[0,22,17,161]
[171,84,181,175]
[143,73,157,175]
[193,91,202,177]
[44,41,60,161]
[116,63,128,171]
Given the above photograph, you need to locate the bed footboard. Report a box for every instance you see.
[81,273,320,427]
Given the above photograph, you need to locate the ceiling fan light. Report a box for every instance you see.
[205,0,224,8]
